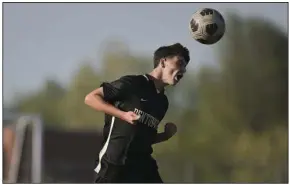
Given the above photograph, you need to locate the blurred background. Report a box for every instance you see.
[2,2,288,183]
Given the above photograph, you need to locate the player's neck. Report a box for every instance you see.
[148,70,167,92]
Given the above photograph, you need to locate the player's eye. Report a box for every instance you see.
[177,60,186,67]
[177,60,182,66]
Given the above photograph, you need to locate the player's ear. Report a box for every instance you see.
[160,58,166,68]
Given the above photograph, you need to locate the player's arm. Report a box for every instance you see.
[84,87,124,119]
[152,98,176,144]
[152,132,170,144]
[84,76,139,124]
[152,123,177,144]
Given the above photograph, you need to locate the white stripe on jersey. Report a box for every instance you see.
[95,116,115,173]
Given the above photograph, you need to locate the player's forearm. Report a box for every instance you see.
[84,94,124,119]
[152,132,169,144]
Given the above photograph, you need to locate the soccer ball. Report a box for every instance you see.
[189,8,225,45]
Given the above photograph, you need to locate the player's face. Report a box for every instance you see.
[162,56,187,85]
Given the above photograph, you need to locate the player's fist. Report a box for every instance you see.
[121,111,140,124]
[164,122,177,139]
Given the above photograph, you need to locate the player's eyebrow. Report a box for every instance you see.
[177,57,186,66]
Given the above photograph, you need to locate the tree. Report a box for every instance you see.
[60,62,103,129]
[176,15,288,183]
[16,79,66,127]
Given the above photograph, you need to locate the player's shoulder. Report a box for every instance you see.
[119,74,148,84]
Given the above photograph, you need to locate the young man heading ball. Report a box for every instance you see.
[85,43,190,183]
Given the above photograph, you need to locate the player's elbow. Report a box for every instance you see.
[84,94,93,105]
[84,89,104,108]
[84,92,98,104]
[84,88,106,111]
[84,94,101,111]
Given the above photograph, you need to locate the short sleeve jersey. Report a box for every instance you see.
[98,74,169,165]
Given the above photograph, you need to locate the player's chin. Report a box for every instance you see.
[165,78,179,86]
[172,79,180,86]
[165,80,175,86]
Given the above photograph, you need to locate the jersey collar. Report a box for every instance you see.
[143,74,165,94]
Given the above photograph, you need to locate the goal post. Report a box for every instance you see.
[6,114,43,183]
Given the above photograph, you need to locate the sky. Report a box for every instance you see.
[3,3,288,105]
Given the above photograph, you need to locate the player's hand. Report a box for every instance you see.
[164,122,177,139]
[121,111,140,124]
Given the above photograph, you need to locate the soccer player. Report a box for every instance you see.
[85,43,190,183]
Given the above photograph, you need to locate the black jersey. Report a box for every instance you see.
[95,74,168,174]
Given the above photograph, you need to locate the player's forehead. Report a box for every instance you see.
[170,55,187,66]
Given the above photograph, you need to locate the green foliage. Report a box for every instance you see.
[169,15,288,183]
[13,15,287,183]
[60,63,103,129]
[15,79,66,128]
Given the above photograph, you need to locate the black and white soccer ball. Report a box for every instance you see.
[189,8,225,45]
